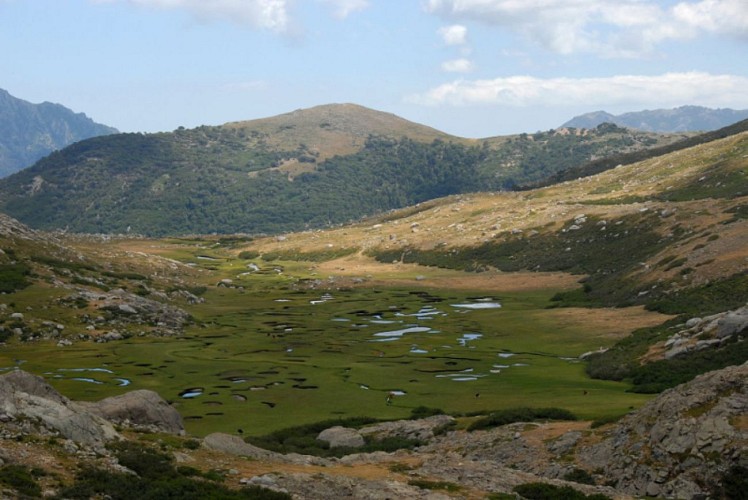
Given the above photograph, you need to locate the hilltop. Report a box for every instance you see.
[224,103,455,160]
[0,88,117,178]
[563,105,748,132]
[0,103,688,236]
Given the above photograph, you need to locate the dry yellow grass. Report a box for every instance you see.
[244,132,748,289]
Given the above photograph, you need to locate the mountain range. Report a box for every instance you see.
[562,105,748,132]
[0,103,691,236]
[0,88,117,178]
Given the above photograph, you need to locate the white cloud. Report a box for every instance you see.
[319,0,369,19]
[92,0,292,33]
[424,0,748,56]
[441,58,474,73]
[673,0,748,39]
[438,24,468,46]
[408,72,748,109]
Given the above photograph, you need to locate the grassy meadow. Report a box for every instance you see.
[0,245,665,437]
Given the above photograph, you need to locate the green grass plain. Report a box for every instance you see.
[0,251,657,437]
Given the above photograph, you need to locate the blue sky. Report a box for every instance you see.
[2,0,747,137]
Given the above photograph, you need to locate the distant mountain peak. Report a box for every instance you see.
[561,106,748,133]
[0,88,118,177]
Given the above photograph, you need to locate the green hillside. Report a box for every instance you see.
[0,104,688,236]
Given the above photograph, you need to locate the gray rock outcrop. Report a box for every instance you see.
[244,472,453,500]
[203,433,280,460]
[203,432,330,466]
[82,389,184,435]
[579,363,748,498]
[1,370,185,449]
[316,426,365,448]
[663,305,747,359]
[74,287,192,336]
[0,370,119,447]
[359,414,455,442]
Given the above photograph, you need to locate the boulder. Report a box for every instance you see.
[203,433,279,460]
[1,370,68,404]
[316,426,365,449]
[715,308,748,338]
[0,370,119,447]
[84,389,184,435]
[359,415,455,443]
[117,304,138,315]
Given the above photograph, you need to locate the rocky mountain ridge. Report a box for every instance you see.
[0,88,117,178]
[563,105,748,133]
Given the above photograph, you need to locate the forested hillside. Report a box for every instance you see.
[0,104,688,236]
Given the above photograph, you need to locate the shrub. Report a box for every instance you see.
[590,414,624,429]
[468,407,576,432]
[628,337,748,393]
[711,466,748,500]
[246,416,425,457]
[409,406,445,419]
[183,439,201,450]
[388,463,414,473]
[109,441,175,480]
[0,464,42,498]
[408,479,461,492]
[0,263,31,293]
[646,271,748,316]
[563,468,596,485]
[60,460,291,499]
[487,493,518,500]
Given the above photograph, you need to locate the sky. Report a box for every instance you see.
[2,0,747,138]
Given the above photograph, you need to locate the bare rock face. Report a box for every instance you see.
[244,472,453,500]
[580,363,748,498]
[1,370,68,404]
[316,426,365,449]
[72,287,192,338]
[202,433,330,466]
[0,370,119,447]
[359,414,455,442]
[203,433,281,460]
[0,213,37,239]
[83,389,184,435]
[0,370,184,449]
[662,306,747,360]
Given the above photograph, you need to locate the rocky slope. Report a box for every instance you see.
[581,363,747,498]
[0,364,743,498]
